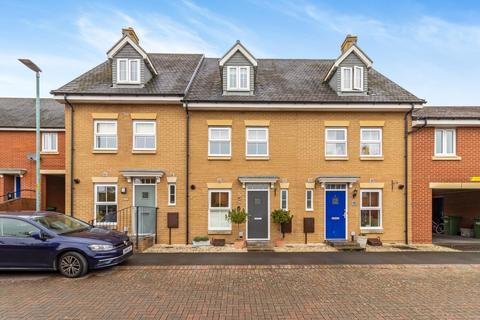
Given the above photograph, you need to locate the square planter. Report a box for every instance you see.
[211,238,225,246]
[357,236,368,248]
[281,221,292,234]
[192,240,210,247]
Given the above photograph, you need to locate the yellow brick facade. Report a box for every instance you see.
[66,104,409,244]
[65,103,187,244]
[189,110,408,244]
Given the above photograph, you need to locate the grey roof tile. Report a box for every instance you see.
[52,54,204,96]
[413,106,480,119]
[0,98,64,128]
[185,58,424,103]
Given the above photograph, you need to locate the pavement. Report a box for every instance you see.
[1,264,480,319]
[125,251,480,266]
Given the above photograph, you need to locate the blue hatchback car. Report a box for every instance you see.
[0,211,133,278]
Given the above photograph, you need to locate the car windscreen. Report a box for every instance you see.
[32,215,91,235]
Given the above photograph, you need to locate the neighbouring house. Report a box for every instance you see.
[0,98,65,212]
[52,28,425,245]
[412,107,480,243]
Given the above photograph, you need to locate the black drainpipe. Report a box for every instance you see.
[64,94,74,217]
[185,102,190,244]
[404,103,415,244]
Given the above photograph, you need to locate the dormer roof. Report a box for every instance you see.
[107,35,158,76]
[219,40,257,67]
[323,44,373,82]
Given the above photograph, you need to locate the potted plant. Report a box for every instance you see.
[271,209,293,247]
[357,233,368,248]
[192,236,210,247]
[226,207,248,249]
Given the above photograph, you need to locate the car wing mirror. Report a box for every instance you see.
[30,231,46,241]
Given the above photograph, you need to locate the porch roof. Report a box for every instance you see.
[120,169,166,180]
[0,168,27,175]
[238,176,279,188]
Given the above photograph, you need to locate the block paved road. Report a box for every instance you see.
[126,251,480,266]
[1,264,480,319]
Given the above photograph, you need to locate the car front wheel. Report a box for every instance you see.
[58,252,88,278]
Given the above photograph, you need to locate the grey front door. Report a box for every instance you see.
[247,190,269,239]
[134,185,156,235]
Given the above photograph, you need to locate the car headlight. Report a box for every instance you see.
[88,244,114,252]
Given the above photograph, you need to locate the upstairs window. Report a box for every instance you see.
[208,127,231,156]
[117,58,141,84]
[325,128,347,157]
[341,66,363,91]
[246,127,268,157]
[435,128,456,156]
[227,66,250,91]
[94,120,117,150]
[360,128,382,157]
[133,121,156,150]
[41,132,58,152]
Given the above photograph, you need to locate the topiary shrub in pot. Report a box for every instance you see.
[226,207,248,249]
[271,209,293,247]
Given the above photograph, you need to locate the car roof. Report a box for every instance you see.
[0,211,63,219]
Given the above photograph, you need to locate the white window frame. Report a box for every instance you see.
[246,127,269,157]
[227,66,250,91]
[325,127,348,157]
[208,189,232,231]
[208,127,231,157]
[435,128,456,156]
[353,66,364,91]
[41,132,58,152]
[340,67,353,91]
[305,189,314,211]
[360,189,382,229]
[132,120,156,151]
[360,128,382,157]
[94,120,117,150]
[117,58,141,84]
[168,183,176,206]
[280,189,288,211]
[94,184,118,225]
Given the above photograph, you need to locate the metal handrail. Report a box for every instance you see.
[0,189,36,202]
[88,206,158,249]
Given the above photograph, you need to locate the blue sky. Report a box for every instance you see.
[1,0,480,105]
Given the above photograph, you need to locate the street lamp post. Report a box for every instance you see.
[19,59,42,212]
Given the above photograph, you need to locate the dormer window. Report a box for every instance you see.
[341,66,363,91]
[227,66,250,91]
[117,58,141,84]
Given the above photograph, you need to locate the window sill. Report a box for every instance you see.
[360,228,384,234]
[40,151,59,155]
[246,156,269,161]
[208,230,232,235]
[360,156,384,161]
[325,156,349,161]
[92,150,118,154]
[432,156,461,161]
[208,156,231,160]
[132,150,157,154]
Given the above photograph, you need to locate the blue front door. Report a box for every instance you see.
[325,190,346,240]
[15,176,21,198]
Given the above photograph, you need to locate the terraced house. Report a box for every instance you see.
[52,28,424,245]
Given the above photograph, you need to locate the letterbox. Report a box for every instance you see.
[303,217,315,233]
[167,212,179,228]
